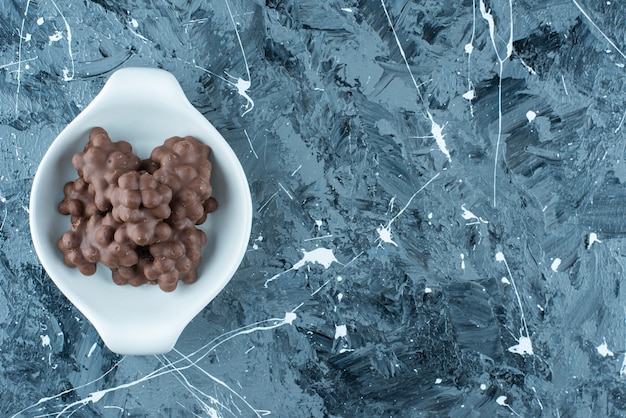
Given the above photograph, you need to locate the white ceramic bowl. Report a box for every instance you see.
[30,68,252,355]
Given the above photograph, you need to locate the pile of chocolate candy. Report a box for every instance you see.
[57,127,217,292]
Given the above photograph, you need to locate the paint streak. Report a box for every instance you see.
[264,248,339,287]
[479,0,514,208]
[377,173,440,247]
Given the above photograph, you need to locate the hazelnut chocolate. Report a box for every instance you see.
[110,171,173,246]
[57,127,217,292]
[145,218,207,292]
[58,177,99,222]
[57,212,138,275]
[71,127,141,212]
[151,136,214,224]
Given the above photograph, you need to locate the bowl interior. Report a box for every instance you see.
[30,72,251,354]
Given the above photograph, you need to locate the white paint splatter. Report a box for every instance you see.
[20,307,301,415]
[587,232,601,249]
[519,58,536,75]
[464,0,477,116]
[130,17,138,28]
[126,24,149,42]
[435,378,442,384]
[424,287,432,294]
[380,0,424,103]
[264,248,339,287]
[550,258,561,272]
[376,223,397,247]
[462,89,475,100]
[526,110,537,122]
[235,77,254,116]
[460,253,466,270]
[257,191,278,213]
[508,335,533,356]
[50,0,75,81]
[334,325,347,339]
[615,110,626,133]
[376,173,440,247]
[244,129,259,159]
[40,335,51,349]
[251,235,263,250]
[337,293,343,302]
[428,111,451,162]
[87,342,97,358]
[572,0,626,61]
[461,204,488,224]
[479,0,513,207]
[36,17,44,25]
[341,7,353,13]
[283,311,297,325]
[15,0,32,116]
[182,3,255,117]
[291,165,302,176]
[620,355,626,377]
[278,182,293,200]
[561,74,569,95]
[293,248,337,270]
[597,338,614,357]
[380,0,453,160]
[497,251,533,357]
[480,383,487,391]
[48,31,63,44]
[496,394,523,417]
[224,0,254,116]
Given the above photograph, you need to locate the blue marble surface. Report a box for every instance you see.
[1,0,626,416]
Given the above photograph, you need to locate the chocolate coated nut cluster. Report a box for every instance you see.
[71,127,141,212]
[57,127,218,292]
[151,136,214,224]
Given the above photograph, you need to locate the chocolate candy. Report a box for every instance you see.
[58,178,99,222]
[151,136,214,224]
[145,218,207,292]
[71,127,141,212]
[111,171,173,246]
[57,127,217,292]
[57,213,138,276]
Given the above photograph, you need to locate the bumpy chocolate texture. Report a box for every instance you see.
[71,127,141,212]
[57,213,138,276]
[151,136,214,224]
[147,219,207,291]
[57,127,217,292]
[58,178,99,222]
[111,171,173,246]
[112,219,207,292]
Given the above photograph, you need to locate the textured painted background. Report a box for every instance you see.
[1,0,626,416]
